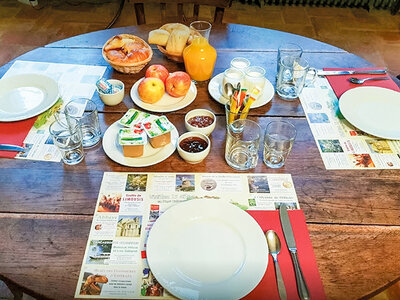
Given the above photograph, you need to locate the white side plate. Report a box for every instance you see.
[339,86,400,140]
[130,78,197,113]
[0,73,59,122]
[102,121,178,167]
[208,72,274,108]
[147,199,268,300]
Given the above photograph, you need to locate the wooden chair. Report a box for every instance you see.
[130,0,232,25]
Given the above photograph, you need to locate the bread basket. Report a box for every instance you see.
[157,45,184,63]
[102,34,153,74]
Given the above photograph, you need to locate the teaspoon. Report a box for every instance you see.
[266,230,287,300]
[348,77,390,84]
[224,82,234,99]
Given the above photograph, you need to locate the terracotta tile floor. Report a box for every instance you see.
[0,0,399,299]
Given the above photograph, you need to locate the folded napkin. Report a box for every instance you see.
[0,117,37,158]
[324,67,400,98]
[244,210,326,300]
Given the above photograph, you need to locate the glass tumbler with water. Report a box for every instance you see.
[263,121,296,168]
[49,117,84,165]
[65,98,101,148]
[225,119,261,170]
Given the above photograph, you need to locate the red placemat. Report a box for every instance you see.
[324,67,400,98]
[244,210,326,300]
[0,117,37,158]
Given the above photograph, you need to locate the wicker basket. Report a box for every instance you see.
[102,34,153,74]
[157,45,184,63]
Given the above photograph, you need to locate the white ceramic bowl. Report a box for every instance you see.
[184,109,216,136]
[97,79,124,106]
[177,132,210,164]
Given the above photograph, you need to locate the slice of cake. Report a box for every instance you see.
[143,116,174,148]
[119,109,152,128]
[118,128,147,157]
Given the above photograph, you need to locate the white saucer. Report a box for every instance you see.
[147,199,268,300]
[0,74,59,122]
[130,78,197,113]
[102,121,178,167]
[339,86,400,140]
[208,72,274,108]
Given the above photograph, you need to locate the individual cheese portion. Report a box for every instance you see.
[143,116,174,148]
[119,109,152,128]
[118,128,147,157]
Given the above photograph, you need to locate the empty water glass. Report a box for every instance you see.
[49,117,84,165]
[190,21,212,41]
[276,56,316,100]
[225,119,261,170]
[263,121,296,168]
[277,43,303,73]
[65,98,101,148]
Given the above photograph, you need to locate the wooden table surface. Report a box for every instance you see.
[1,23,399,300]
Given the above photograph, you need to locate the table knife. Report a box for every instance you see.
[317,69,387,76]
[280,205,310,300]
[0,144,26,152]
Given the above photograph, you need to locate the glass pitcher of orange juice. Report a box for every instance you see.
[183,36,217,82]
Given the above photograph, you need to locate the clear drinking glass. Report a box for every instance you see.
[263,121,296,168]
[230,57,250,71]
[225,119,261,170]
[276,56,316,100]
[277,43,303,73]
[190,21,212,41]
[65,98,101,148]
[49,117,84,165]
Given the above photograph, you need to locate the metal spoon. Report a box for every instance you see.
[224,82,234,99]
[266,230,287,300]
[348,77,390,84]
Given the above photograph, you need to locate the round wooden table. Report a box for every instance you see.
[0,24,399,300]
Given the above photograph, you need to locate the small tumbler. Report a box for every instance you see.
[65,98,101,148]
[263,121,296,168]
[49,117,84,165]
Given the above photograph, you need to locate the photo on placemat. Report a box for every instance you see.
[86,240,112,265]
[79,272,108,295]
[116,215,142,237]
[366,139,393,153]
[247,175,270,193]
[307,112,330,123]
[274,202,298,210]
[349,154,375,168]
[125,174,148,191]
[175,174,195,192]
[318,139,344,153]
[98,193,122,212]
[141,268,164,297]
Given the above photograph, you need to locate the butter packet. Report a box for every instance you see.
[119,109,152,128]
[118,128,147,146]
[143,116,174,138]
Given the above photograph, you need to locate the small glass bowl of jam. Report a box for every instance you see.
[184,109,216,136]
[177,132,210,164]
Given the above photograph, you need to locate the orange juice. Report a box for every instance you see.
[183,37,217,82]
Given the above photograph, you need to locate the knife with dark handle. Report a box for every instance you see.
[0,144,26,152]
[280,205,310,300]
[317,69,387,76]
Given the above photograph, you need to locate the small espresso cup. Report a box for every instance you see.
[276,56,316,100]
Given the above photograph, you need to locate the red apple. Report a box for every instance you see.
[145,64,169,83]
[137,77,165,104]
[165,71,191,98]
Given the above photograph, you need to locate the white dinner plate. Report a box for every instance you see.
[102,121,178,167]
[339,86,400,140]
[147,199,268,300]
[0,73,59,122]
[208,72,274,108]
[130,78,197,113]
